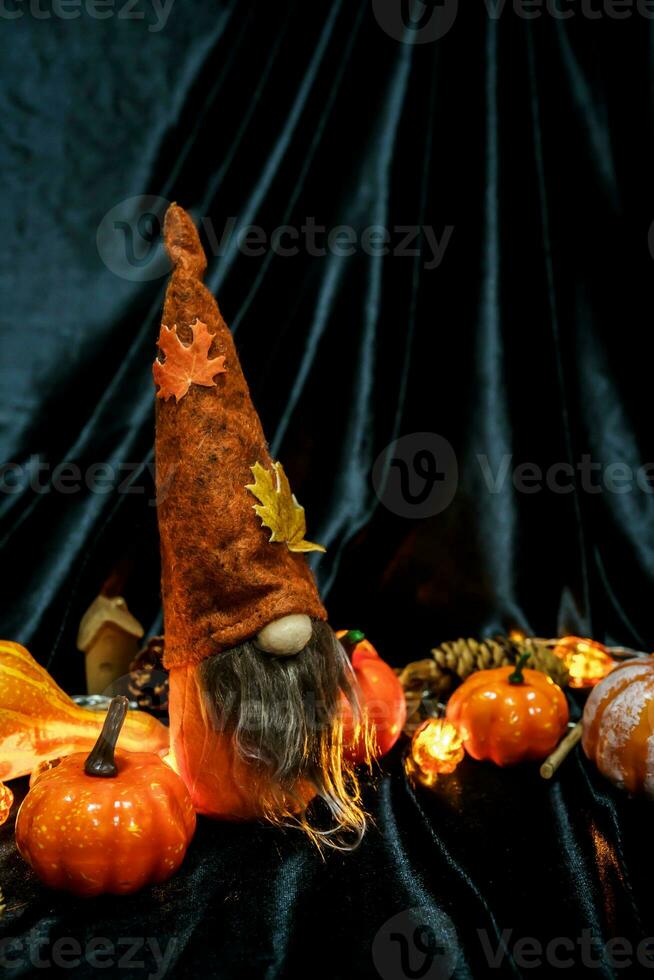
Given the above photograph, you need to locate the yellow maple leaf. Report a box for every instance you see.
[245,461,326,554]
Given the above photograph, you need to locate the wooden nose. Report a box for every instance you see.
[255,614,313,656]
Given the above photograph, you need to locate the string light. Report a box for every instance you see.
[407,718,465,787]
[508,629,527,643]
[552,636,616,689]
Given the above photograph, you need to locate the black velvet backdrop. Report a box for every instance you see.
[2,3,654,978]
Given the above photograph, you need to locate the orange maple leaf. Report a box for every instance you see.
[153,319,226,402]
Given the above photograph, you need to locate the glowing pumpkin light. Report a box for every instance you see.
[407,718,465,787]
[552,636,615,689]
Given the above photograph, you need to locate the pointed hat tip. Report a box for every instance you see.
[164,203,207,280]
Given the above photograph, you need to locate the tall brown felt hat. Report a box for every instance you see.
[155,204,327,670]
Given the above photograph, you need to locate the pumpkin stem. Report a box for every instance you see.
[508,652,531,686]
[341,629,365,657]
[84,696,129,778]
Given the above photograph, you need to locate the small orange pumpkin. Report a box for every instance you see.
[582,657,654,795]
[338,630,406,763]
[446,655,569,766]
[16,697,195,896]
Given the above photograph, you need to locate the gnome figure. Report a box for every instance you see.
[154,205,369,846]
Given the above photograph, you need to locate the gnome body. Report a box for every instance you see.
[167,667,316,821]
[155,206,368,843]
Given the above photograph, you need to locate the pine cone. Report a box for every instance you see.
[431,635,569,691]
[128,636,169,714]
[397,658,454,713]
[130,635,165,672]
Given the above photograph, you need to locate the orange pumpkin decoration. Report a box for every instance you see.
[582,657,654,795]
[338,630,406,763]
[15,697,195,896]
[446,654,569,766]
[0,640,169,781]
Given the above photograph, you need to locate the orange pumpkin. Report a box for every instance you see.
[338,630,406,763]
[582,657,654,794]
[446,655,569,766]
[0,640,169,781]
[15,697,195,896]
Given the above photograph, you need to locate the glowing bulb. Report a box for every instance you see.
[409,718,465,786]
[509,628,527,643]
[553,636,615,689]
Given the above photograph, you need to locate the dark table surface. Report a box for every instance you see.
[2,734,653,980]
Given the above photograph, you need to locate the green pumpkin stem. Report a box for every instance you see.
[508,652,531,686]
[84,696,129,778]
[341,629,365,658]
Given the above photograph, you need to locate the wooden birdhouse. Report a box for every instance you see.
[77,596,144,695]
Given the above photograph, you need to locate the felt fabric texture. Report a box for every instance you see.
[168,665,317,820]
[156,205,326,669]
